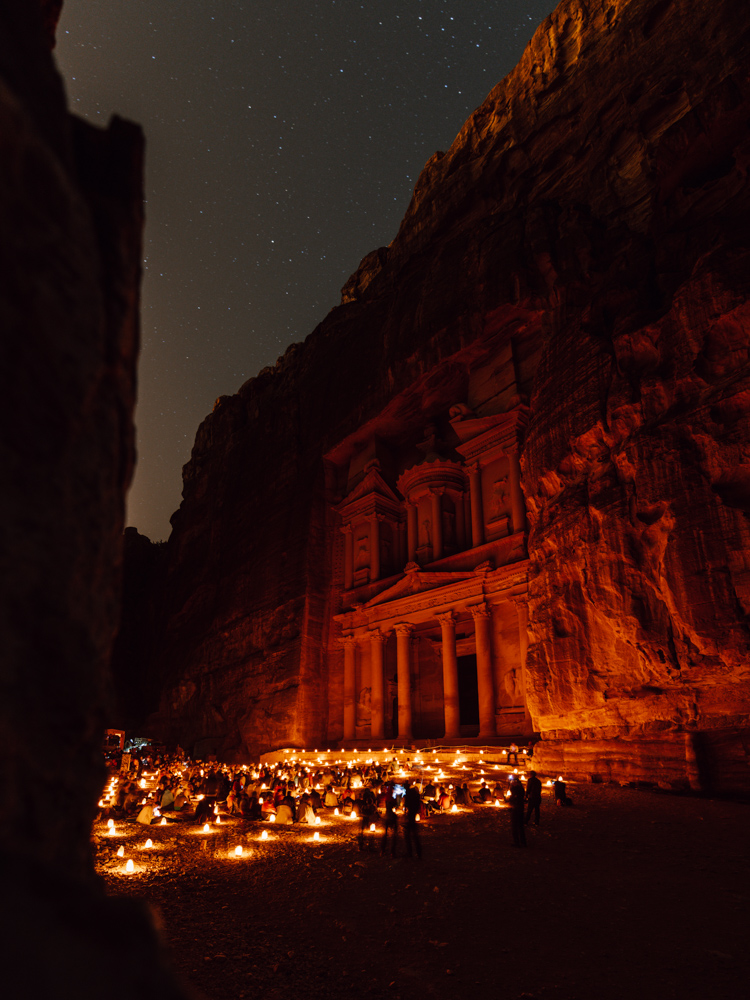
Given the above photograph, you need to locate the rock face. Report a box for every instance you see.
[0,2,186,995]
[143,0,750,793]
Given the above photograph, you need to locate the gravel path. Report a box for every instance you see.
[96,781,750,1000]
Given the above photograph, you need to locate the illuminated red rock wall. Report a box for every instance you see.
[146,0,750,792]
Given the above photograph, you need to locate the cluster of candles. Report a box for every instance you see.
[102,748,558,875]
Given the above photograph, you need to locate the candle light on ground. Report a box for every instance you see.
[313,831,320,841]
[369,823,376,832]
[234,845,243,856]
[160,817,167,826]
[261,830,268,840]
[125,859,134,873]
[203,823,210,833]
[107,818,114,829]
[145,839,153,849]
[117,846,124,857]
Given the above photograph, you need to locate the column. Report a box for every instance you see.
[472,603,496,738]
[512,596,532,724]
[406,502,418,563]
[468,462,485,548]
[437,611,460,738]
[369,513,381,582]
[455,492,466,549]
[394,624,413,740]
[341,524,353,590]
[430,489,444,561]
[341,635,357,741]
[508,449,526,535]
[369,629,386,739]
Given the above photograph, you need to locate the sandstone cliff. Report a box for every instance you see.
[145,0,750,792]
[0,1,187,995]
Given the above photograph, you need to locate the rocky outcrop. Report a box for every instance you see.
[144,0,750,792]
[0,1,186,995]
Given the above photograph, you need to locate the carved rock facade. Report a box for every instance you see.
[144,0,750,793]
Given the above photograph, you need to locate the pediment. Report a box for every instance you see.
[364,567,476,607]
[335,461,401,513]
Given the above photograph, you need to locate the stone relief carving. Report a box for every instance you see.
[356,686,371,723]
[354,534,369,569]
[443,509,455,545]
[491,477,509,516]
[503,666,523,703]
[420,518,432,546]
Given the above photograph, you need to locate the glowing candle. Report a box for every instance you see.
[234,845,243,856]
[203,823,210,833]
[117,846,124,857]
[415,814,420,822]
[216,815,221,825]
[269,814,276,823]
[334,808,339,816]
[145,839,153,849]
[315,815,321,825]
[107,818,114,829]
[451,804,458,813]
[160,817,167,826]
[313,831,320,841]
[261,830,268,840]
[125,859,134,873]
[370,823,376,832]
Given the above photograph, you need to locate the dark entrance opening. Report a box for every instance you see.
[457,654,480,726]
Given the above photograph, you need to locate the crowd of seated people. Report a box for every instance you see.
[99,751,537,833]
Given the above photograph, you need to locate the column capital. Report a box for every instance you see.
[436,610,456,627]
[369,628,388,644]
[470,602,492,620]
[467,460,482,475]
[429,486,446,496]
[393,622,413,637]
[338,634,358,648]
[369,511,385,523]
[340,522,353,535]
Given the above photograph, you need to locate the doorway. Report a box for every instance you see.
[457,654,479,726]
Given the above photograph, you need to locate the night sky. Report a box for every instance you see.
[55,1,558,541]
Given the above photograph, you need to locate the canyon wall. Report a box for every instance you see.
[146,0,750,792]
[0,1,187,994]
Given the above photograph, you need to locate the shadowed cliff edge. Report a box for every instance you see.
[0,1,190,996]
[129,0,750,794]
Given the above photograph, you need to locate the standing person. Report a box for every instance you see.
[381,785,399,857]
[507,743,519,766]
[525,770,542,826]
[508,775,526,847]
[403,781,422,859]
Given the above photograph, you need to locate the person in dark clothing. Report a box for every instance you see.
[554,778,573,806]
[525,770,542,826]
[357,787,377,851]
[508,775,526,847]
[381,786,399,857]
[403,781,422,859]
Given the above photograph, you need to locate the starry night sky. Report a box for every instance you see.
[55,1,558,541]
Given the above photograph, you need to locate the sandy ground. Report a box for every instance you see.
[96,781,750,1000]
